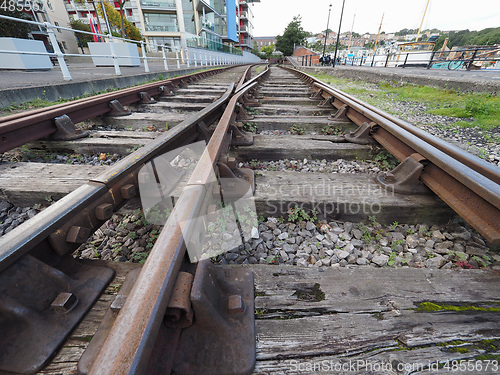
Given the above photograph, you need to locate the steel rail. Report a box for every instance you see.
[0,67,230,153]
[312,82,500,209]
[0,83,235,272]
[235,64,270,94]
[88,82,259,375]
[280,67,500,243]
[287,67,500,185]
[311,81,500,244]
[236,65,255,90]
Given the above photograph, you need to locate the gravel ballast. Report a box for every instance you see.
[70,207,499,271]
[213,217,498,270]
[0,200,40,236]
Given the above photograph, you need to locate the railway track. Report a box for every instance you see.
[0,64,499,374]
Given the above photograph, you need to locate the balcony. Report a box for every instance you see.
[200,16,214,31]
[239,25,249,34]
[237,38,252,47]
[197,0,217,14]
[140,0,176,9]
[145,24,179,32]
[72,16,91,24]
[187,36,243,55]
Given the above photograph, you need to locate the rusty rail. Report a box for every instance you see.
[87,77,263,374]
[283,66,500,245]
[299,72,499,185]
[0,67,229,153]
[236,65,255,90]
[0,64,269,374]
[0,82,235,272]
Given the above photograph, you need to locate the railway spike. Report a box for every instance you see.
[345,122,377,145]
[328,104,350,121]
[107,99,131,116]
[376,153,431,195]
[51,114,89,141]
[139,91,156,104]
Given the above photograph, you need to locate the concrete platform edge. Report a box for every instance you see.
[0,67,204,108]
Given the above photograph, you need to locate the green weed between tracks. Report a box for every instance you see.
[309,72,500,137]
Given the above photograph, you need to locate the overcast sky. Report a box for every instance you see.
[251,0,500,37]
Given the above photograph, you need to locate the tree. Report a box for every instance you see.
[117,0,126,38]
[0,9,34,39]
[69,18,94,48]
[275,16,309,56]
[433,27,500,50]
[311,40,323,52]
[364,41,375,50]
[97,2,142,41]
[395,28,417,36]
[260,44,274,59]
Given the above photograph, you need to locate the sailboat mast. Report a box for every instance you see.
[415,0,431,42]
[372,13,384,57]
[348,13,356,48]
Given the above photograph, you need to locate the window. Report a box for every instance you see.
[149,36,181,51]
[143,13,179,32]
[183,14,195,34]
[54,21,61,33]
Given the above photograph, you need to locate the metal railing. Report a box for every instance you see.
[338,55,367,66]
[186,36,243,56]
[366,47,500,69]
[299,47,500,70]
[426,47,500,70]
[0,14,247,81]
[299,54,319,66]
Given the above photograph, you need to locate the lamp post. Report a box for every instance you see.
[332,0,346,67]
[322,4,333,60]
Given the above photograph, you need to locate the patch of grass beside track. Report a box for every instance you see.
[309,72,500,137]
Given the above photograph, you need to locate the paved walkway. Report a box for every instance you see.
[0,60,194,91]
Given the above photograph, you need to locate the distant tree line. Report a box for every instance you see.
[395,28,418,36]
[434,28,500,50]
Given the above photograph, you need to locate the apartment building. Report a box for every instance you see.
[63,0,138,35]
[21,0,79,53]
[253,36,275,49]
[60,0,258,53]
[236,0,258,52]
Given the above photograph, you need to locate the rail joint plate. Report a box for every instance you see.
[0,255,113,374]
[173,260,255,375]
